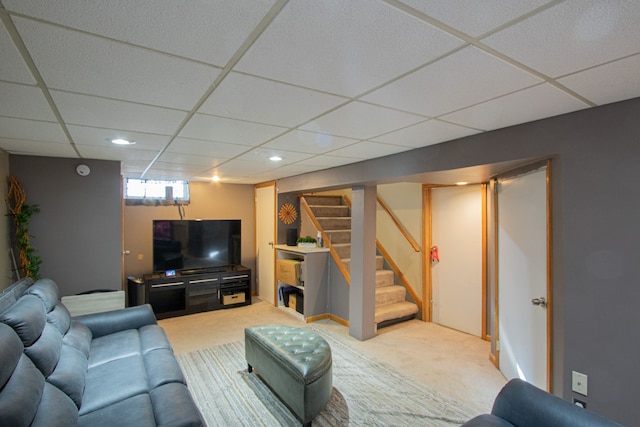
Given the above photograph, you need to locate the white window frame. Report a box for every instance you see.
[124,179,190,204]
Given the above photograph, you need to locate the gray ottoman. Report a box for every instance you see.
[245,325,332,426]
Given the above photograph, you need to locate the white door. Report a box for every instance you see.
[431,185,483,337]
[255,183,276,305]
[498,167,549,390]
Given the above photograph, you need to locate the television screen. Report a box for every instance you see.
[153,219,241,273]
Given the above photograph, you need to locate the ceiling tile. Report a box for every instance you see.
[363,46,541,117]
[0,117,67,143]
[263,130,358,154]
[398,0,553,37]
[199,72,347,127]
[0,138,77,157]
[373,119,480,148]
[76,145,157,162]
[158,152,225,168]
[248,147,314,165]
[51,91,187,135]
[67,125,171,150]
[167,138,249,159]
[179,113,286,146]
[142,168,200,181]
[14,17,220,110]
[558,54,640,106]
[327,140,412,159]
[0,82,56,121]
[0,23,35,84]
[300,102,424,140]
[482,0,640,77]
[295,155,363,169]
[236,0,463,96]
[4,0,276,67]
[441,84,590,131]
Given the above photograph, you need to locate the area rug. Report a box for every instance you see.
[176,326,474,426]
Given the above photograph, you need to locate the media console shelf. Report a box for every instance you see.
[275,245,329,321]
[140,266,251,319]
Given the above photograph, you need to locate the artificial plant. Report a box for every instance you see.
[6,176,41,279]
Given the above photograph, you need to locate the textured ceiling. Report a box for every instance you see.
[1,1,639,184]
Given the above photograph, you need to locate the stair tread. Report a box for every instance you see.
[375,301,419,324]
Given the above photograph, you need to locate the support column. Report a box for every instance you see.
[349,185,377,341]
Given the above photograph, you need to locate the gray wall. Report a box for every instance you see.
[0,150,11,288]
[10,156,121,296]
[277,97,640,425]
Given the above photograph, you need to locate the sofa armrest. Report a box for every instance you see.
[74,304,157,338]
[492,379,622,427]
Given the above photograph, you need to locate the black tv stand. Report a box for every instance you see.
[180,266,227,275]
[139,266,251,319]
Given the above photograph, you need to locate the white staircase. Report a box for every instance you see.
[303,195,418,328]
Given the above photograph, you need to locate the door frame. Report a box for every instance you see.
[254,181,276,304]
[422,183,488,338]
[493,159,553,391]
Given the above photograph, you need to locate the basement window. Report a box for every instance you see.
[125,179,190,206]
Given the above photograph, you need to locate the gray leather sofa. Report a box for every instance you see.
[461,378,622,427]
[0,277,203,427]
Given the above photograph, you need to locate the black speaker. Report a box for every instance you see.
[286,228,298,246]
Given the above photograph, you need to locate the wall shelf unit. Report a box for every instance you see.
[275,245,329,321]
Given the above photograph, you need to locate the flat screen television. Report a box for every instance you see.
[153,219,241,273]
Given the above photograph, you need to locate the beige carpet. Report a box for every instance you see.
[160,298,506,416]
[177,325,475,426]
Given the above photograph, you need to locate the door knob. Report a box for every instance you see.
[531,297,547,308]
[268,241,274,248]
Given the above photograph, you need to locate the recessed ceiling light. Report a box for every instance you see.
[212,175,221,182]
[269,156,283,162]
[110,138,136,145]
[456,181,469,186]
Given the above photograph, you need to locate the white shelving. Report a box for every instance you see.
[275,244,329,321]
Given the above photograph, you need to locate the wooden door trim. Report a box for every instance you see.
[254,182,276,304]
[546,160,553,393]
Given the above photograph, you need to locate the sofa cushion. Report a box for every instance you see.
[0,355,45,426]
[0,323,22,387]
[144,348,186,389]
[81,354,149,415]
[63,320,93,357]
[25,322,63,377]
[78,393,156,427]
[30,382,79,427]
[461,414,514,426]
[47,303,72,335]
[0,294,45,346]
[47,343,88,408]
[88,329,141,368]
[27,278,60,313]
[150,382,207,427]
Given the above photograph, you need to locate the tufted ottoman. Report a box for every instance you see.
[245,325,332,426]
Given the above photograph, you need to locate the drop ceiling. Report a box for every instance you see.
[0,0,639,184]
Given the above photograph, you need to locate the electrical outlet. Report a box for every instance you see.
[572,371,588,395]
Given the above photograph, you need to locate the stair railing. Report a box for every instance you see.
[299,196,351,284]
[345,194,423,307]
[376,196,421,252]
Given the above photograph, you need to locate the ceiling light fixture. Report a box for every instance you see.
[212,175,221,182]
[269,156,283,162]
[110,138,136,145]
[456,181,469,186]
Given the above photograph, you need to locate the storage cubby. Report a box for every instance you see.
[275,245,329,321]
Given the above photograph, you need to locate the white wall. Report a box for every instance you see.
[377,182,423,300]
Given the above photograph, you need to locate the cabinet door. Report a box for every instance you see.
[187,283,221,313]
